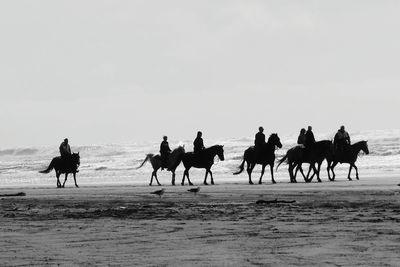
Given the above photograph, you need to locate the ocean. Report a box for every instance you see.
[1,129,399,188]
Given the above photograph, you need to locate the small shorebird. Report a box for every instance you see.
[150,188,165,198]
[188,187,200,194]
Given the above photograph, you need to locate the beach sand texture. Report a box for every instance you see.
[1,176,400,266]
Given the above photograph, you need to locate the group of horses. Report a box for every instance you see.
[39,133,369,188]
[135,133,369,186]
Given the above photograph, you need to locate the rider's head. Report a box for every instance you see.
[308,126,312,131]
[64,138,68,144]
[300,128,306,134]
[163,136,168,141]
[340,125,345,131]
[259,127,264,133]
[197,131,202,137]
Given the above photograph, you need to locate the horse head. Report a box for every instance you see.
[268,133,282,149]
[360,141,369,155]
[71,152,80,168]
[215,145,225,161]
[173,146,186,155]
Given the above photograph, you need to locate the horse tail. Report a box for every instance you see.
[135,154,153,169]
[39,159,55,174]
[276,154,288,171]
[233,158,245,175]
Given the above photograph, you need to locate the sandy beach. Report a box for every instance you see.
[1,176,400,266]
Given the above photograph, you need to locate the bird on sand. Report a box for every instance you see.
[188,187,200,194]
[150,188,165,198]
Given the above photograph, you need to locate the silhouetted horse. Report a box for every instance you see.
[233,133,282,184]
[136,146,185,186]
[277,140,334,183]
[181,145,224,185]
[39,153,80,188]
[329,141,369,181]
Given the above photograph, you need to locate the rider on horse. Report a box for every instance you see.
[193,131,205,154]
[304,126,316,158]
[334,126,351,156]
[59,138,71,159]
[254,126,266,161]
[160,136,171,170]
[297,128,306,146]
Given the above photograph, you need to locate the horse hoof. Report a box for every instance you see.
[348,178,352,181]
[249,181,253,185]
[189,183,194,186]
[203,182,208,186]
[258,181,262,185]
[76,185,79,188]
[172,183,175,186]
[272,181,276,184]
[317,180,322,183]
[181,183,184,186]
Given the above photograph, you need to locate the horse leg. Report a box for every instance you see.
[209,170,215,185]
[270,164,276,184]
[182,168,193,186]
[327,160,333,181]
[331,162,338,181]
[292,164,301,183]
[258,164,266,184]
[354,164,359,180]
[150,171,155,186]
[347,164,353,181]
[316,163,322,183]
[305,164,313,182]
[171,171,176,186]
[187,170,194,186]
[247,163,255,185]
[289,163,298,183]
[62,173,68,188]
[56,171,61,188]
[203,169,209,185]
[181,169,187,186]
[154,171,161,186]
[73,172,79,188]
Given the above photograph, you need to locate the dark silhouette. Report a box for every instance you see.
[329,140,369,181]
[305,126,315,148]
[193,131,205,154]
[39,152,80,188]
[297,128,306,145]
[150,188,165,198]
[277,140,334,183]
[233,133,282,184]
[59,138,71,158]
[334,126,351,156]
[188,187,200,194]
[254,126,266,162]
[160,136,171,170]
[136,146,185,186]
[181,145,225,185]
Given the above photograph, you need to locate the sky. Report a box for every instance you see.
[0,0,399,148]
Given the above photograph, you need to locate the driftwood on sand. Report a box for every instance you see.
[256,199,296,205]
[0,192,26,197]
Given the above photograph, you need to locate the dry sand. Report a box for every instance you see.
[1,176,400,266]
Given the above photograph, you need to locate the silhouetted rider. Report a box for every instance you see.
[59,138,71,159]
[193,131,205,154]
[305,126,315,148]
[160,136,171,170]
[297,128,306,146]
[334,125,351,155]
[254,127,265,161]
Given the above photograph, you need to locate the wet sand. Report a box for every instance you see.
[1,176,400,266]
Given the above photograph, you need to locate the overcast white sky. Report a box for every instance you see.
[0,1,399,148]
